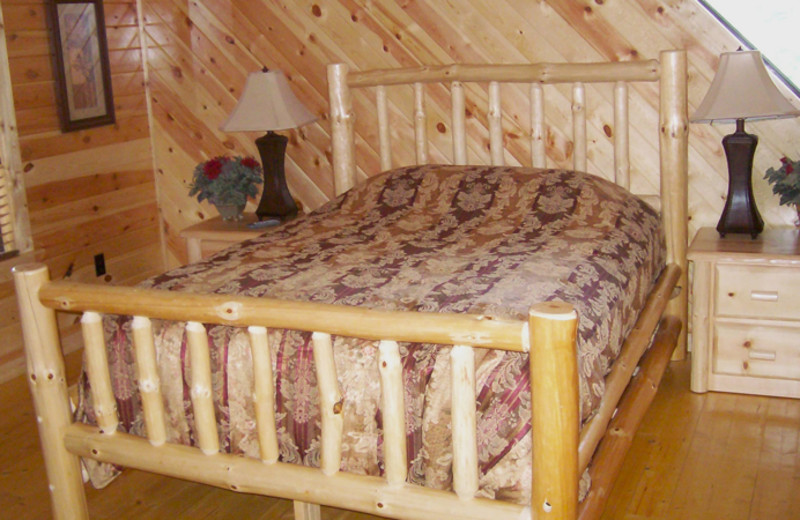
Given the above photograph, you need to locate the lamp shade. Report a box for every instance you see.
[220,70,317,132]
[691,50,800,124]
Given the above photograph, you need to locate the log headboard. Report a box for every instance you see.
[326,49,689,353]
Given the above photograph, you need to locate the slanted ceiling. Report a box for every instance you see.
[144,0,800,265]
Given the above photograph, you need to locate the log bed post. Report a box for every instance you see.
[529,301,579,520]
[328,63,357,196]
[658,49,689,358]
[12,264,89,519]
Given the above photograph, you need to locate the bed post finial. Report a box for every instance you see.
[327,63,357,196]
[12,263,89,519]
[658,49,689,359]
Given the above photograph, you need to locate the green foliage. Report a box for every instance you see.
[189,156,263,206]
[764,157,800,207]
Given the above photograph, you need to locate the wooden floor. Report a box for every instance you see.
[3,353,799,519]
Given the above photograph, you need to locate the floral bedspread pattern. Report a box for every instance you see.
[79,165,664,502]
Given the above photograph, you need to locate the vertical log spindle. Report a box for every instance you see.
[572,83,587,173]
[451,345,479,500]
[186,321,219,455]
[248,326,279,463]
[131,316,166,446]
[488,81,504,166]
[377,85,392,171]
[378,340,407,485]
[452,81,467,165]
[312,332,343,476]
[81,311,118,435]
[531,83,546,169]
[414,82,428,164]
[613,81,630,191]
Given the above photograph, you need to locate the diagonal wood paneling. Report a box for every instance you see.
[140,0,800,269]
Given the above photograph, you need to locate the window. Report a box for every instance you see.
[699,0,800,98]
[0,5,32,263]
[0,164,17,260]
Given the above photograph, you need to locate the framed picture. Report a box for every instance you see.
[46,0,115,132]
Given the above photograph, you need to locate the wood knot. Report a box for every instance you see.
[333,399,344,414]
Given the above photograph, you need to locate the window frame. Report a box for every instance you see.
[0,3,33,266]
[697,0,800,99]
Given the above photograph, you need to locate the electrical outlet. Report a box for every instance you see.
[94,253,106,277]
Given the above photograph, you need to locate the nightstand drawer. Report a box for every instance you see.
[714,322,800,381]
[716,264,800,320]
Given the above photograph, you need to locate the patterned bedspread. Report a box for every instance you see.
[78,165,664,502]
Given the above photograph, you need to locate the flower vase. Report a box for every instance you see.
[215,203,245,221]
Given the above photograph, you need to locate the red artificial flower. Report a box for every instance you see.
[241,156,259,169]
[780,156,789,164]
[787,163,795,175]
[203,158,223,180]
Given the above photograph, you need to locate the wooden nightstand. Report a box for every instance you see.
[180,214,264,263]
[689,227,800,398]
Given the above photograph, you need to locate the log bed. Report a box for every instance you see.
[14,49,688,520]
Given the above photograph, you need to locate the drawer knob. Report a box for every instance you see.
[742,340,752,348]
[750,290,778,302]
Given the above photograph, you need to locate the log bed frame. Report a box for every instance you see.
[14,50,688,520]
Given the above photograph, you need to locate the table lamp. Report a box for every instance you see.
[221,69,317,222]
[691,50,800,238]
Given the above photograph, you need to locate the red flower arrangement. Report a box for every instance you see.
[189,155,263,207]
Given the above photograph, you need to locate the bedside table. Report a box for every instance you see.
[689,227,800,398]
[180,214,264,263]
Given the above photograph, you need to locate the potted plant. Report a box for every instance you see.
[189,155,263,220]
[764,156,800,226]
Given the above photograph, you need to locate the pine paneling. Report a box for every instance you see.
[137,0,800,272]
[0,0,161,382]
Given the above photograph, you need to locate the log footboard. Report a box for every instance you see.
[13,260,681,520]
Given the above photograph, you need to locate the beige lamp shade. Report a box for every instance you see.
[220,70,317,132]
[691,50,800,124]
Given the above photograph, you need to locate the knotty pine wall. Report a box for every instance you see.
[2,0,800,381]
[0,0,162,381]
[142,0,800,271]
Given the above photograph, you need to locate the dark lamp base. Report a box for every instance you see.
[254,131,298,221]
[717,119,763,239]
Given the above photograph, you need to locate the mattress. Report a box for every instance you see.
[77,164,665,501]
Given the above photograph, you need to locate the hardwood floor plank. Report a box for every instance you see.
[708,394,763,520]
[627,369,702,518]
[749,397,800,519]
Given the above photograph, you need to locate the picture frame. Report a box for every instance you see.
[46,0,115,132]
